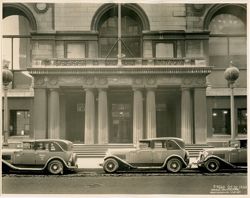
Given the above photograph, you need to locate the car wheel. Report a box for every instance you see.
[204,158,220,173]
[166,158,182,173]
[103,158,119,173]
[47,160,64,175]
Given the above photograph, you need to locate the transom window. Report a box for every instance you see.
[3,15,31,70]
[209,12,246,68]
[98,6,142,58]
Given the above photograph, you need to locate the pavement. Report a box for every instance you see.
[77,157,198,169]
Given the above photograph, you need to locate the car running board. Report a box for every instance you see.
[2,160,45,171]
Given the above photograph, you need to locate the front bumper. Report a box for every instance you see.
[66,164,78,171]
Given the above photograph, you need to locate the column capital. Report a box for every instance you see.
[181,86,191,91]
[132,87,144,92]
[49,88,59,92]
[84,88,95,92]
[146,87,157,91]
[98,87,108,92]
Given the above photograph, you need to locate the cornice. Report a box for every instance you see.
[28,66,213,75]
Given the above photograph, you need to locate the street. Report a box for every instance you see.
[2,170,247,194]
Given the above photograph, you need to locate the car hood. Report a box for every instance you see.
[203,147,235,154]
[2,148,22,154]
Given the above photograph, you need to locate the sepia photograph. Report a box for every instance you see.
[1,0,248,196]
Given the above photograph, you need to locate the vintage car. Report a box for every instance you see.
[2,139,78,175]
[197,139,247,172]
[101,137,190,173]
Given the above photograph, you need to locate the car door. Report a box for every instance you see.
[152,141,167,166]
[35,142,50,166]
[228,148,239,164]
[130,142,153,167]
[13,142,36,165]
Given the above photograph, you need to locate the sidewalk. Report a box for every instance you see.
[77,157,198,169]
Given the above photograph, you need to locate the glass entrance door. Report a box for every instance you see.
[65,92,85,143]
[109,90,133,143]
[156,90,181,138]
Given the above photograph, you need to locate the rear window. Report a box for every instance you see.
[55,141,73,151]
[139,141,150,149]
[166,140,181,150]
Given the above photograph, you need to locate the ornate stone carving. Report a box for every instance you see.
[97,77,108,85]
[48,77,58,86]
[34,77,45,86]
[182,76,207,87]
[85,76,95,85]
[133,77,144,86]
[59,76,84,84]
[146,77,156,86]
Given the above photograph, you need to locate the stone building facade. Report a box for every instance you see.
[2,3,247,146]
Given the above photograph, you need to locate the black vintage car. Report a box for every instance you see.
[197,139,247,172]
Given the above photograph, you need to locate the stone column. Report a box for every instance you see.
[33,88,47,139]
[181,87,193,144]
[48,89,60,139]
[84,88,95,144]
[133,88,144,145]
[98,88,108,144]
[194,88,207,144]
[146,88,156,138]
[59,93,66,139]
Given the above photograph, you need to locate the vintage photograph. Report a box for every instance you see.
[1,0,248,196]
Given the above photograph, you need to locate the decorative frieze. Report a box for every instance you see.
[182,76,207,87]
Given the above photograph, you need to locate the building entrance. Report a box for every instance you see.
[108,89,133,143]
[156,89,181,138]
[65,92,85,143]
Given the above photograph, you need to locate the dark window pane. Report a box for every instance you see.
[238,109,247,134]
[99,38,117,58]
[98,8,142,58]
[122,38,141,57]
[9,110,30,136]
[212,109,231,135]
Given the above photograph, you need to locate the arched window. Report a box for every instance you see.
[98,5,142,58]
[3,15,31,70]
[208,6,246,68]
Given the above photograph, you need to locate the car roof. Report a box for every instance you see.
[139,137,184,142]
[22,139,73,144]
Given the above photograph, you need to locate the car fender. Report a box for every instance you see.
[203,155,236,168]
[104,155,136,169]
[44,156,70,169]
[2,159,44,171]
[163,154,188,168]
